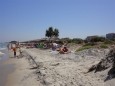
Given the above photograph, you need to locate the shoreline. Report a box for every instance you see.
[5,49,40,86]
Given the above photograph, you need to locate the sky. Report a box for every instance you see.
[0,0,115,42]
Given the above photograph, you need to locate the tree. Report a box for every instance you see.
[45,27,59,38]
[48,27,54,37]
[45,30,50,38]
[53,29,59,37]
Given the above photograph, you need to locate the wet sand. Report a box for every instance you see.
[5,54,40,86]
[0,60,15,86]
[0,49,15,86]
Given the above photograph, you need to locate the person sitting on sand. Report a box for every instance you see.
[59,46,69,54]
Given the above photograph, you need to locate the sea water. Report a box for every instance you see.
[0,43,8,61]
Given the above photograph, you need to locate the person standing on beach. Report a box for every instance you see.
[12,44,17,58]
[18,46,23,58]
[13,47,16,57]
[52,42,59,51]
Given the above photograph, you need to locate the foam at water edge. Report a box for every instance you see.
[0,48,6,50]
[0,51,4,54]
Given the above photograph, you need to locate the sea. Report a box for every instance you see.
[0,43,9,61]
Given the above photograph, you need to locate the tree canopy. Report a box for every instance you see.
[45,27,59,38]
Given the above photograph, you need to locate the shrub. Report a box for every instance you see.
[100,44,108,48]
[104,40,113,44]
[61,38,72,43]
[83,42,96,47]
[76,45,93,51]
[86,36,106,43]
[72,38,84,44]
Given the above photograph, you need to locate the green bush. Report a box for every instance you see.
[76,45,93,51]
[72,38,84,44]
[100,44,108,48]
[61,38,72,43]
[104,40,113,44]
[83,42,96,47]
[90,36,106,42]
[86,36,106,43]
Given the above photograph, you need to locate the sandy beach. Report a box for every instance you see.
[0,60,14,86]
[3,47,115,86]
[1,0,114,85]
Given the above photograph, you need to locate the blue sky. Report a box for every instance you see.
[0,0,115,42]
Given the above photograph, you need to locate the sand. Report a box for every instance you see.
[0,60,14,86]
[5,48,115,86]
[5,50,40,86]
[23,48,105,86]
[0,49,14,86]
